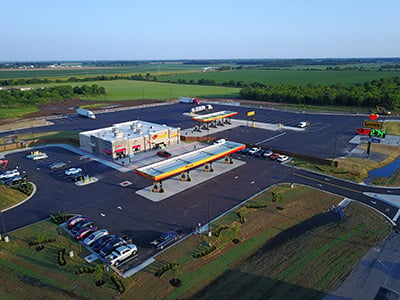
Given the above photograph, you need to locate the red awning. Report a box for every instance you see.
[114,148,127,153]
[104,149,112,154]
[132,145,141,149]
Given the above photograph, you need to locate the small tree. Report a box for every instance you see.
[94,264,105,286]
[170,264,182,287]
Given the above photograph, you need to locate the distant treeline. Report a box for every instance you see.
[0,84,105,108]
[2,57,400,69]
[239,77,400,110]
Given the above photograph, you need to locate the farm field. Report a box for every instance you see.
[12,80,241,101]
[159,69,400,86]
[0,64,209,80]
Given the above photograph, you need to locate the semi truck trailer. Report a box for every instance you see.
[178,97,200,105]
[76,108,96,119]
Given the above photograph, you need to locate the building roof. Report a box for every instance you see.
[79,120,177,141]
[192,111,238,123]
[136,140,245,181]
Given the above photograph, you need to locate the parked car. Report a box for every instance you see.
[91,235,117,252]
[70,220,94,234]
[49,162,66,170]
[0,169,20,179]
[248,147,260,155]
[254,149,265,157]
[297,121,310,128]
[99,237,128,257]
[262,150,273,158]
[70,173,88,182]
[83,229,109,247]
[239,148,250,154]
[75,226,97,240]
[150,231,179,250]
[277,155,289,162]
[32,153,48,160]
[66,215,89,229]
[106,244,138,266]
[65,168,82,176]
[157,150,172,158]
[269,153,281,160]
[1,175,23,185]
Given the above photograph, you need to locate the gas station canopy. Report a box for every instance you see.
[136,140,245,182]
[192,111,238,123]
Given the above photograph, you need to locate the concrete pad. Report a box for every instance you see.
[136,159,246,202]
[84,253,100,263]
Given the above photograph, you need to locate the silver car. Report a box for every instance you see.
[83,229,109,247]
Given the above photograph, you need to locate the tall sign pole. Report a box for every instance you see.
[247,111,255,127]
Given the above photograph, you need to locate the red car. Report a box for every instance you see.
[66,215,89,229]
[269,153,281,160]
[75,226,97,240]
[157,150,172,158]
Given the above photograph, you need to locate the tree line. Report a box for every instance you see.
[239,77,400,110]
[0,84,106,108]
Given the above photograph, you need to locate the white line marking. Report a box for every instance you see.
[256,132,287,144]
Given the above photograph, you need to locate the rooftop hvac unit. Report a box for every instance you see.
[137,122,142,128]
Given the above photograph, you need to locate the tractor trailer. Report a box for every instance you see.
[178,97,200,105]
[76,108,96,119]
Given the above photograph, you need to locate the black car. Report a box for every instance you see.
[99,237,127,257]
[70,220,94,234]
[70,173,87,182]
[254,149,265,157]
[91,235,117,252]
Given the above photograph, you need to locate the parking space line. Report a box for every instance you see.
[256,132,287,144]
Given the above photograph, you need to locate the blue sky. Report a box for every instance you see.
[1,0,399,61]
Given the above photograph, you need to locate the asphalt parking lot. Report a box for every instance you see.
[1,102,399,275]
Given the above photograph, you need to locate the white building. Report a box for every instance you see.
[79,120,180,160]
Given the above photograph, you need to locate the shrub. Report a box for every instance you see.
[236,211,245,224]
[271,192,278,202]
[246,204,267,209]
[155,262,179,278]
[74,266,96,275]
[276,206,284,210]
[111,274,125,294]
[193,245,217,258]
[50,211,72,225]
[58,248,66,266]
[214,225,229,238]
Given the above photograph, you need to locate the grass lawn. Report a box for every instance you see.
[294,142,400,185]
[0,185,27,211]
[0,106,38,119]
[383,121,400,136]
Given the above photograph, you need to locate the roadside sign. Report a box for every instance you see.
[371,138,381,143]
[247,111,255,117]
[360,136,369,141]
[363,120,383,129]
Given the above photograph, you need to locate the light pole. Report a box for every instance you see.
[290,159,295,188]
[207,188,211,237]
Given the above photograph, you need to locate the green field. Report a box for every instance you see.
[16,80,241,101]
[159,69,400,86]
[0,64,210,80]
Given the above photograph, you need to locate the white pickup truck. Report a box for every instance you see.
[106,244,137,266]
